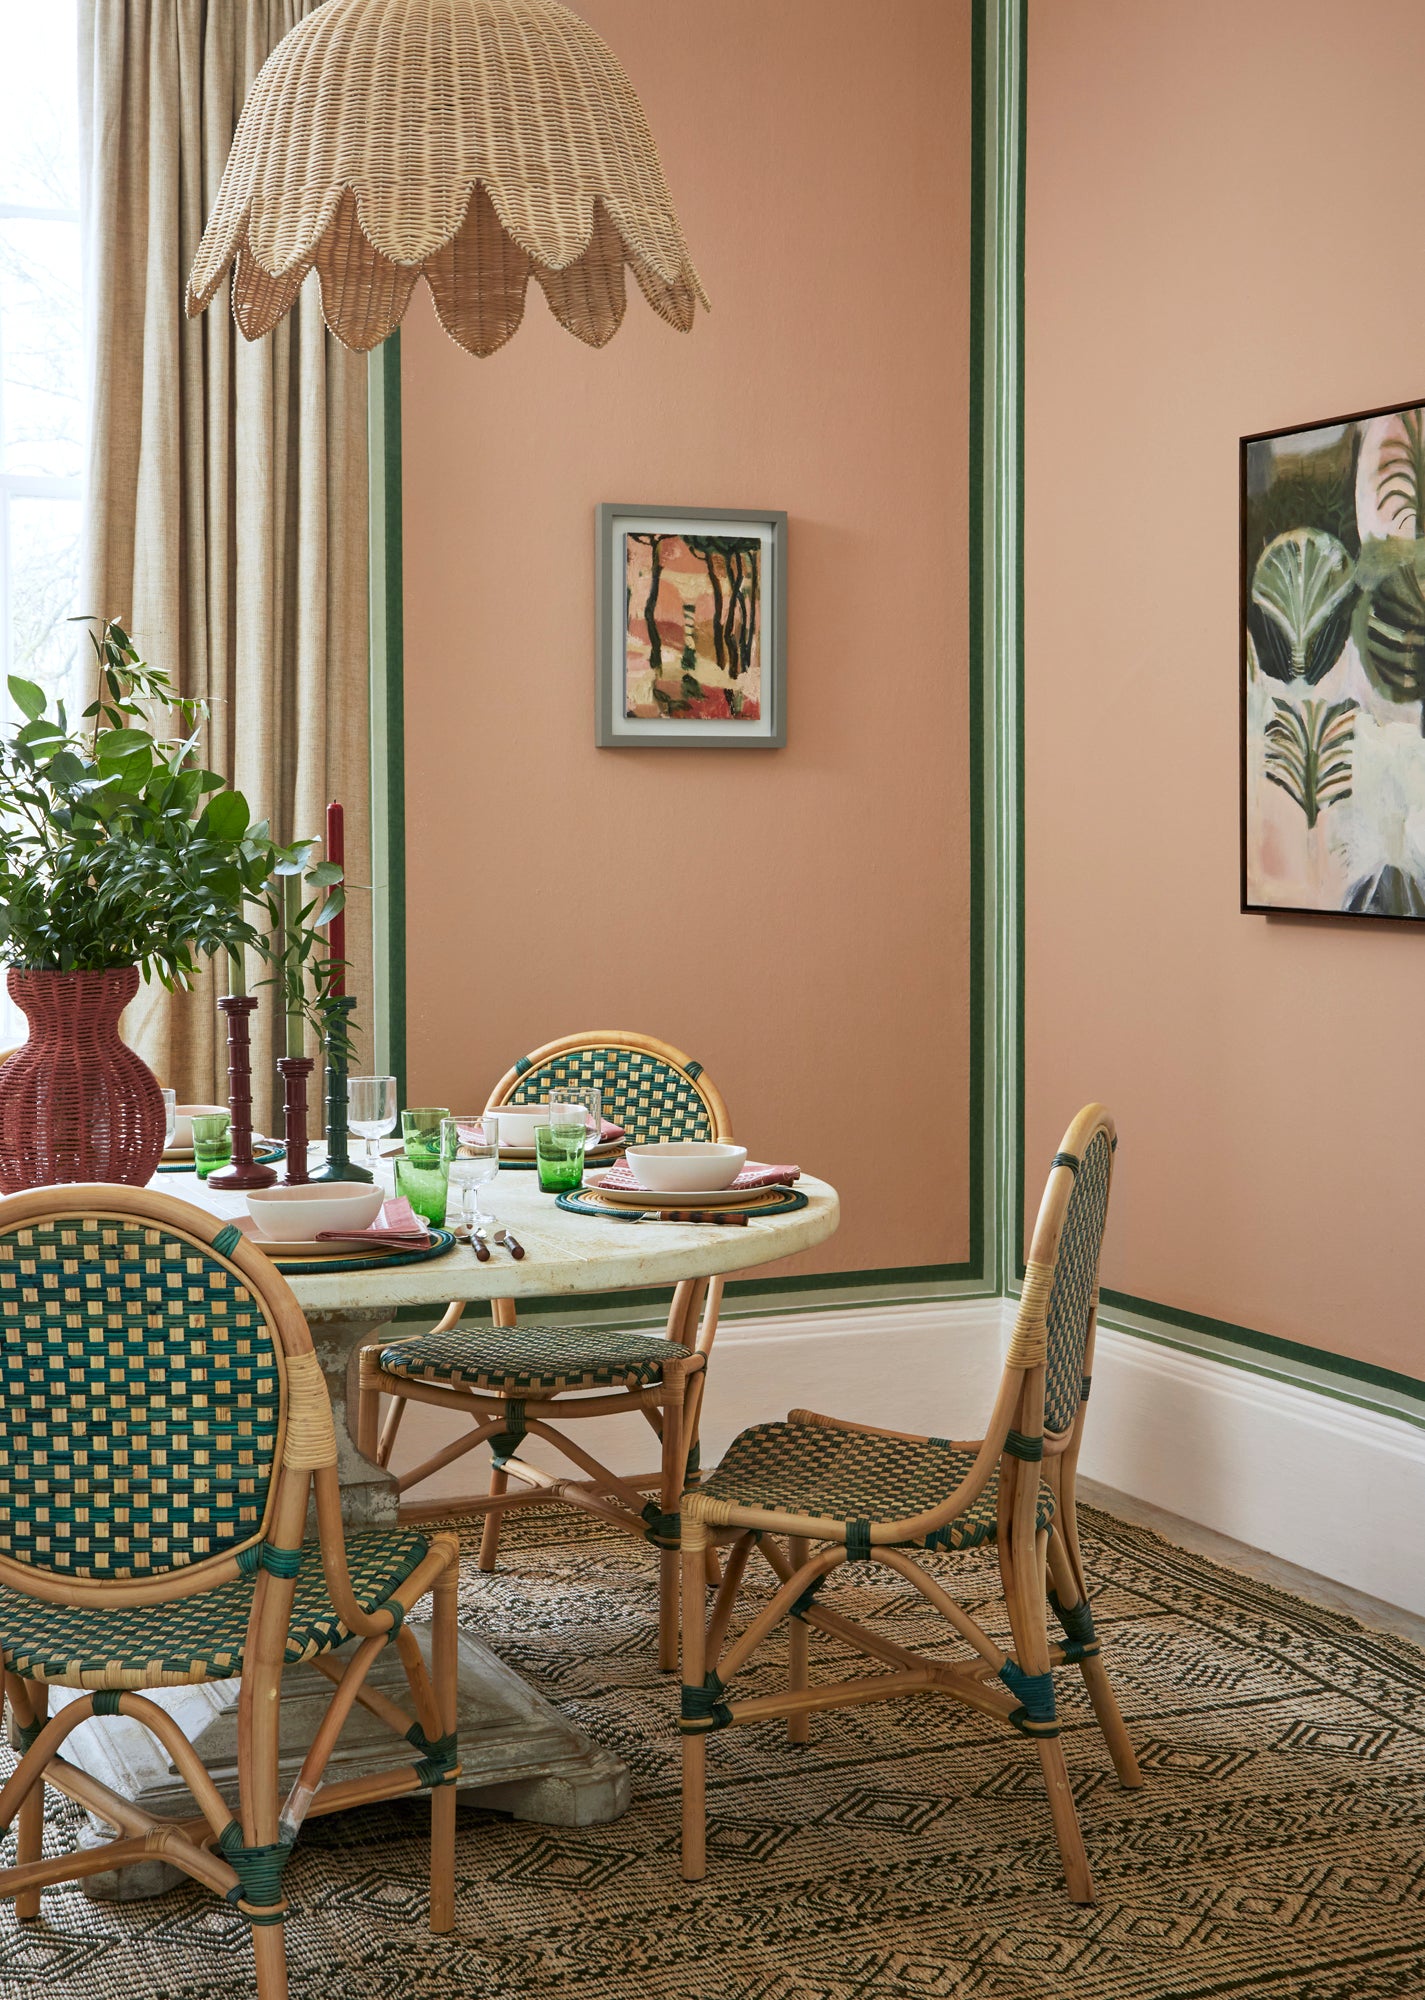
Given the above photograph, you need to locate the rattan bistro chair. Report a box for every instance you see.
[678,1105,1142,1905]
[0,1186,462,1999]
[362,1030,732,1671]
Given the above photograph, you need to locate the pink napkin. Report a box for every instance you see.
[315,1197,432,1246]
[596,1159,800,1193]
[471,1117,625,1144]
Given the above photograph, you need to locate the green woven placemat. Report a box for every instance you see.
[157,1143,286,1174]
[556,1186,808,1222]
[269,1227,458,1275]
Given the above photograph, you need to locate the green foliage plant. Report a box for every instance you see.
[0,617,346,1047]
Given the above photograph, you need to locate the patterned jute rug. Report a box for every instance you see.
[2,1503,1424,2000]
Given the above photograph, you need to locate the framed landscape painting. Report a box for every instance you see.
[596,504,787,747]
[1242,397,1425,920]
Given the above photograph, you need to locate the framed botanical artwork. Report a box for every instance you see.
[595,504,787,747]
[1242,396,1425,920]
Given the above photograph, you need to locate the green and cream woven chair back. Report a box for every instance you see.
[489,1029,732,1147]
[0,1194,287,1587]
[1008,1104,1116,1444]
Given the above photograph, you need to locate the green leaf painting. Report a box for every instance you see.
[1352,546,1425,732]
[1375,408,1425,538]
[1249,529,1354,685]
[1262,696,1357,829]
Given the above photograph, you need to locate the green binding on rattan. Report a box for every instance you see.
[488,1399,527,1466]
[217,1820,293,1924]
[845,1519,872,1561]
[680,1670,732,1733]
[212,1223,243,1257]
[1004,1430,1044,1462]
[1049,1589,1100,1663]
[1051,1152,1079,1174]
[641,1501,681,1550]
[998,1659,1058,1737]
[236,1542,305,1579]
[92,1689,123,1715]
[11,1717,43,1753]
[405,1721,460,1788]
[789,1572,827,1622]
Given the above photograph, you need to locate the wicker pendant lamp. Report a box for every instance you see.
[186,0,708,356]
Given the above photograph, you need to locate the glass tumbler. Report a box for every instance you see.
[191,1111,232,1180]
[401,1106,449,1167]
[535,1112,587,1193]
[395,1152,449,1227]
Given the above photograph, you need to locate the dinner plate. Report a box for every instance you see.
[236,1215,421,1258]
[583,1174,788,1209]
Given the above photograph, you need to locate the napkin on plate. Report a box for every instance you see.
[315,1197,432,1246]
[596,1159,800,1193]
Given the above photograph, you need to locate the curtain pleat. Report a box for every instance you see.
[78,0,373,1133]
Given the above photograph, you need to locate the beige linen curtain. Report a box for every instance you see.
[79,0,373,1130]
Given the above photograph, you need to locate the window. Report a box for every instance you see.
[0,0,83,1046]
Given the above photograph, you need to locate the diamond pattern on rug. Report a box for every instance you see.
[2,1502,1424,2000]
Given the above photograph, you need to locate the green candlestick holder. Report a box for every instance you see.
[310,995,373,1183]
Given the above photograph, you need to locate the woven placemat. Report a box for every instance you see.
[557,1185,808,1221]
[264,1227,458,1276]
[157,1143,285,1174]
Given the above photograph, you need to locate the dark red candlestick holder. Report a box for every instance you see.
[278,1055,316,1186]
[208,995,278,1192]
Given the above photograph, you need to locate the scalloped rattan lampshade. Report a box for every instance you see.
[186,0,708,357]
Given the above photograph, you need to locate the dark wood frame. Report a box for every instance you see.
[1240,393,1425,925]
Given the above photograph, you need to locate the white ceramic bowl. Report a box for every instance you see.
[624,1142,747,1193]
[486,1104,550,1147]
[171,1102,227,1151]
[246,1183,386,1241]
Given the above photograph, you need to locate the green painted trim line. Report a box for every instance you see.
[1098,1290,1425,1431]
[367,333,407,1107]
[966,0,988,1284]
[975,0,1026,1297]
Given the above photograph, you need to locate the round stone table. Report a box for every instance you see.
[61,1164,839,1896]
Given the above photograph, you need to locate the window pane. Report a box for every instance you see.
[7,491,83,712]
[0,3,80,211]
[0,216,83,477]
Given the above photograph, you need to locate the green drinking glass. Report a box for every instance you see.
[401,1106,449,1167]
[534,1117,585,1193]
[191,1112,232,1180]
[394,1152,449,1227]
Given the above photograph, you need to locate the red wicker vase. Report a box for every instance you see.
[0,967,166,1192]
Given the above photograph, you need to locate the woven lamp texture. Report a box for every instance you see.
[186,0,709,357]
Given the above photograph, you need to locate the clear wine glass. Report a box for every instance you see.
[442,1115,500,1230]
[348,1075,398,1165]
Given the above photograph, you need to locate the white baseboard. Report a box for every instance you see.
[386,1295,1425,1620]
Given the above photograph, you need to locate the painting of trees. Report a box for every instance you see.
[622,531,763,722]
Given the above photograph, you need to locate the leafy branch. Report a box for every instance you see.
[1377,409,1425,538]
[0,617,350,1052]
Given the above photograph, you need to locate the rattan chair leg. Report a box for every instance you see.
[786,1536,810,1745]
[430,1565,459,1935]
[478,1464,509,1571]
[13,1683,45,1921]
[375,1394,406,1469]
[681,1522,709,1881]
[1002,1525,1094,1905]
[657,1373,687,1671]
[252,1920,291,2000]
[1044,1527,1141,1787]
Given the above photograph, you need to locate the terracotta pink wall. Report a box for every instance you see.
[401,0,972,1278]
[1026,0,1425,1375]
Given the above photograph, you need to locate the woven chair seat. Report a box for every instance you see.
[698,1422,1054,1549]
[380,1322,692,1395]
[0,1529,432,1689]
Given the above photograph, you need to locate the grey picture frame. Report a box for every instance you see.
[595,502,788,747]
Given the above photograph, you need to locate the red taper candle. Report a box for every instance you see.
[325,799,346,994]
